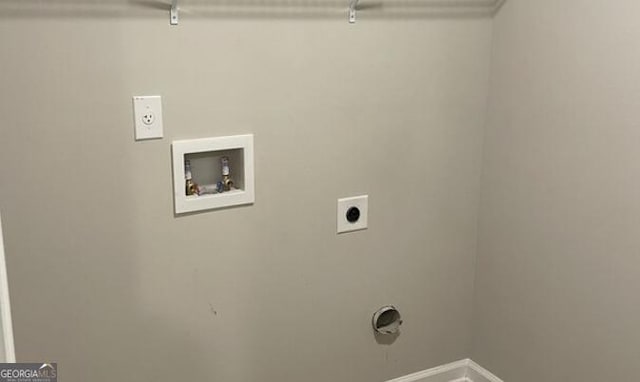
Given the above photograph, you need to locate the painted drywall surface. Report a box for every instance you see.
[0,6,492,382]
[472,0,640,380]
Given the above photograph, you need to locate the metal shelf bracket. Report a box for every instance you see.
[349,0,359,23]
[170,0,179,25]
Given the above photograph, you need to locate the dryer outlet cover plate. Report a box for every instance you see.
[337,195,368,234]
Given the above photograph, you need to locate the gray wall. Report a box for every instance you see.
[472,0,640,380]
[0,4,492,381]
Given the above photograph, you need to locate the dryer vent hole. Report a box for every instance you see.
[373,306,403,335]
[377,310,400,327]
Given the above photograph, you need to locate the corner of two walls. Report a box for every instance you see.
[471,1,640,381]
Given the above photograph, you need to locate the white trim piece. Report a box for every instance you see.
[385,359,503,382]
[386,359,468,382]
[467,360,504,382]
[0,214,16,363]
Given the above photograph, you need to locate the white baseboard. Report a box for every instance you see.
[386,359,503,382]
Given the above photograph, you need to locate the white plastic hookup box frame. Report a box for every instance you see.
[172,134,255,214]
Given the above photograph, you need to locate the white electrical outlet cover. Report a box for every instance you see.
[337,195,368,234]
[133,95,163,140]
